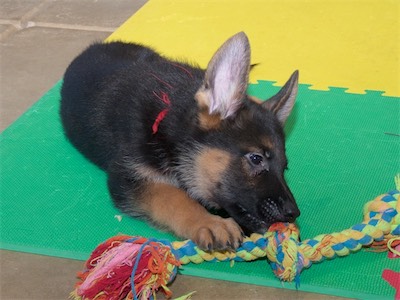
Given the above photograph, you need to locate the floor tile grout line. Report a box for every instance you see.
[0,0,116,42]
[19,0,52,25]
[0,0,49,42]
[31,21,116,32]
[0,19,24,29]
[0,18,117,31]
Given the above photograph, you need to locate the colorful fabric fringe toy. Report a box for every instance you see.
[72,181,400,300]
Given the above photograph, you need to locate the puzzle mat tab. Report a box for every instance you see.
[109,0,399,97]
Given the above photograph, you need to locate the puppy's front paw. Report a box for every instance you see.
[192,216,243,251]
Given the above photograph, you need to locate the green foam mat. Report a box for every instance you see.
[1,81,399,299]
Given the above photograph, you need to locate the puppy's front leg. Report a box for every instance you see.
[142,182,243,251]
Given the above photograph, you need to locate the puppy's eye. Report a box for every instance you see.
[248,153,263,166]
[245,153,270,175]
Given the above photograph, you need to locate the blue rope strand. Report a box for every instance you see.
[128,238,159,300]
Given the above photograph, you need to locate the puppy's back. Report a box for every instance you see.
[60,43,158,167]
[60,42,203,170]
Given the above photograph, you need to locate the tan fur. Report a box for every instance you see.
[195,89,209,110]
[246,146,264,154]
[195,90,222,130]
[261,137,274,151]
[194,148,231,202]
[199,109,222,130]
[248,95,263,104]
[245,139,274,153]
[135,164,179,186]
[140,182,243,250]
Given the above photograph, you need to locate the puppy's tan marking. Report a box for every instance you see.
[195,90,222,130]
[261,136,274,151]
[198,110,222,131]
[248,95,263,104]
[134,164,179,186]
[140,182,242,250]
[246,146,264,154]
[244,138,274,154]
[194,148,231,201]
[195,89,209,110]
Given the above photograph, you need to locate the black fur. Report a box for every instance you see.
[60,33,300,248]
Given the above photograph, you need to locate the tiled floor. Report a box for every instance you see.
[0,1,348,299]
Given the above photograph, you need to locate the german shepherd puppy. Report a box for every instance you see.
[60,32,300,251]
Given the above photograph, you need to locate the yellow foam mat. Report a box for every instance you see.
[108,0,399,97]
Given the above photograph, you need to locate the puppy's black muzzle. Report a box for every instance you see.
[253,177,300,232]
[269,177,300,223]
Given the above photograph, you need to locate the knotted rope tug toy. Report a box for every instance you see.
[72,178,400,300]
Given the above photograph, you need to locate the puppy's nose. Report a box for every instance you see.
[282,202,300,223]
[284,209,300,223]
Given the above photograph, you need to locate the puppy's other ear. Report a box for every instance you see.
[263,70,299,125]
[196,32,251,119]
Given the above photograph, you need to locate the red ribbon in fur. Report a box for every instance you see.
[152,91,171,134]
[150,64,193,135]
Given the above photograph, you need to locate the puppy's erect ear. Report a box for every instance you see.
[263,70,299,125]
[196,32,251,120]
